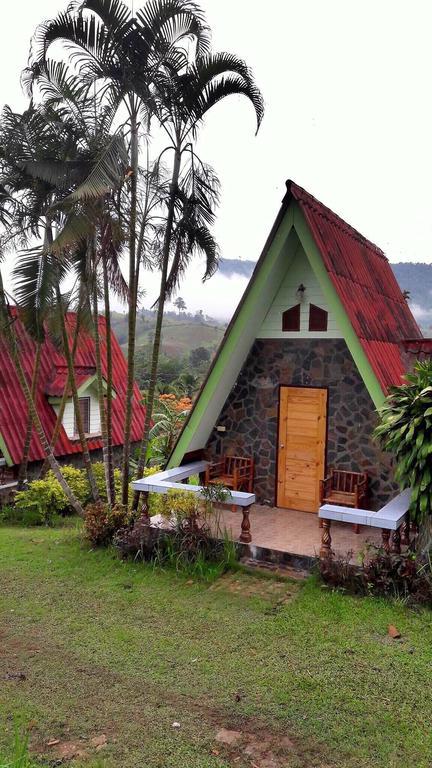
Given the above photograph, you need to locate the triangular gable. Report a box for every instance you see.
[46,370,115,403]
[169,181,421,467]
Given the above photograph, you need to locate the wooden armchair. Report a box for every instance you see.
[204,455,254,511]
[319,469,368,533]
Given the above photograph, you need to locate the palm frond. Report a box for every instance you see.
[50,210,95,253]
[185,61,264,135]
[12,244,70,342]
[63,132,127,202]
[137,0,210,59]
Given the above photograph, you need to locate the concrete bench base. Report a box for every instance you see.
[318,489,412,558]
[132,461,257,544]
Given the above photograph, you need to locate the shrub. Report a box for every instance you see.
[46,466,89,512]
[160,488,201,524]
[374,360,432,548]
[113,514,161,560]
[362,546,432,603]
[91,461,123,502]
[141,465,164,516]
[14,478,65,525]
[0,505,20,524]
[84,501,132,546]
[319,545,432,605]
[318,550,361,594]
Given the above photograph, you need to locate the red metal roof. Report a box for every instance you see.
[45,365,97,397]
[287,181,423,391]
[0,308,145,465]
[401,338,432,356]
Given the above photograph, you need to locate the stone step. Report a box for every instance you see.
[240,557,310,581]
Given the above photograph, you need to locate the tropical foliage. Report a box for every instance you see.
[0,0,263,518]
[375,360,432,547]
[148,392,192,463]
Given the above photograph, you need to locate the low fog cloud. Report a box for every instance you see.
[125,262,249,321]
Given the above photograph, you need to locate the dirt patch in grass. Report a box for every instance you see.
[212,725,328,768]
[208,572,300,602]
[1,624,326,768]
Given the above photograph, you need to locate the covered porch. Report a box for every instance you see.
[215,504,382,563]
[132,461,385,568]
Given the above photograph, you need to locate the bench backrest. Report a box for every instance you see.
[330,469,366,493]
[224,456,253,475]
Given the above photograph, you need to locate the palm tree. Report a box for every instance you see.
[0,88,127,502]
[132,51,264,511]
[174,296,186,314]
[27,0,211,505]
[40,301,84,476]
[0,101,104,501]
[0,268,84,516]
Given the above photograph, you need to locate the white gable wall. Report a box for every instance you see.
[257,240,342,339]
[53,388,101,439]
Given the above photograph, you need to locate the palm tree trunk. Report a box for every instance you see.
[40,311,81,477]
[121,106,139,505]
[91,242,112,507]
[101,245,115,505]
[56,284,100,502]
[0,272,83,516]
[132,147,182,513]
[17,341,41,490]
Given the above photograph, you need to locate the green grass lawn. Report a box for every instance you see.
[1,524,432,768]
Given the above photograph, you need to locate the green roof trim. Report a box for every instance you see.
[293,205,385,409]
[169,206,295,466]
[0,431,13,466]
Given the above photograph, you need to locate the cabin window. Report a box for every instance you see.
[282,304,301,332]
[309,304,328,332]
[74,397,91,435]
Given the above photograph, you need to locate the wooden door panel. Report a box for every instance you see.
[277,387,327,512]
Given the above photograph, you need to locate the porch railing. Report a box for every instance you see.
[132,461,256,543]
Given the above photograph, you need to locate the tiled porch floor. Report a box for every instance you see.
[215,504,382,560]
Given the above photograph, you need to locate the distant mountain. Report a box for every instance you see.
[219,258,256,278]
[391,263,432,331]
[219,259,432,332]
[111,309,225,359]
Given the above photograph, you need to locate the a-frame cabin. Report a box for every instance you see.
[170,181,422,511]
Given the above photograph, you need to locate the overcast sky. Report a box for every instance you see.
[1,0,432,318]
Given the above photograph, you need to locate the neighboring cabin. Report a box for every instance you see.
[0,309,145,478]
[170,181,423,511]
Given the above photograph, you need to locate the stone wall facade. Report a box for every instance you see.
[206,338,398,509]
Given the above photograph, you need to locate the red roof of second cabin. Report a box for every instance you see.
[0,308,145,465]
[287,181,422,391]
[45,365,98,398]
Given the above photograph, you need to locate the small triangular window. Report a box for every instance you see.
[309,304,328,332]
[282,304,301,332]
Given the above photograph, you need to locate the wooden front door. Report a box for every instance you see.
[277,387,327,512]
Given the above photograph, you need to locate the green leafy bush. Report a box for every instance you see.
[91,461,123,502]
[14,478,65,525]
[46,465,89,511]
[375,360,432,531]
[0,505,18,524]
[141,465,164,516]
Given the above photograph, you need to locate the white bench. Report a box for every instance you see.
[318,488,412,558]
[132,461,256,543]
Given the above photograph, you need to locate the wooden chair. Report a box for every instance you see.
[319,469,368,533]
[204,456,254,512]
